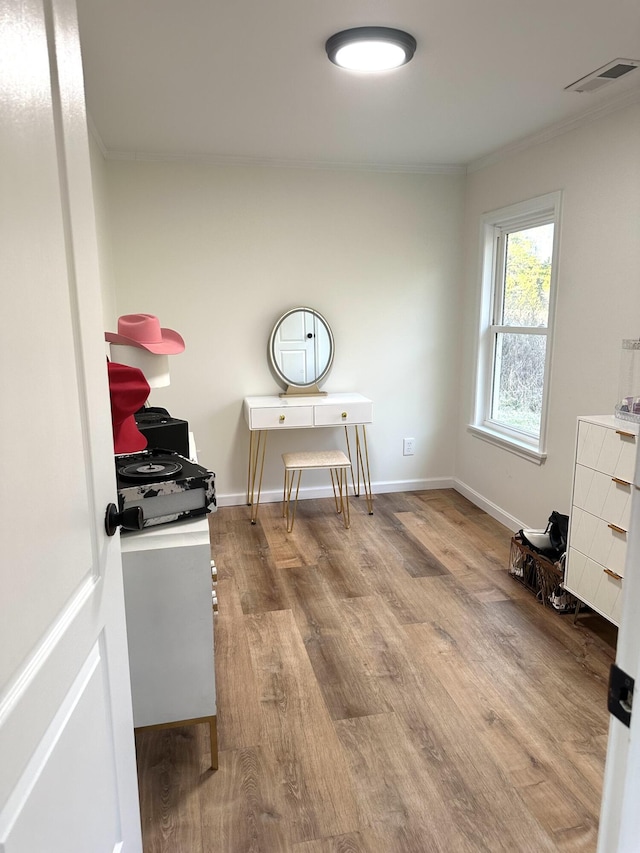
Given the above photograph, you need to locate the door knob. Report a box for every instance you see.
[104,503,144,536]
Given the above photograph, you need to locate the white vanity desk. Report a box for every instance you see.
[243,392,373,523]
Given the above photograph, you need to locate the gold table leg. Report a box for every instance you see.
[246,430,255,505]
[247,430,267,524]
[344,425,373,514]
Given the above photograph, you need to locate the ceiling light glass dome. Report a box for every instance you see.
[325,27,417,72]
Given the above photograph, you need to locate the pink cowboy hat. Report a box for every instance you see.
[105,313,185,354]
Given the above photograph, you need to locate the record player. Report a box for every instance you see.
[115,448,216,529]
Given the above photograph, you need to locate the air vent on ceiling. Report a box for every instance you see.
[565,58,640,93]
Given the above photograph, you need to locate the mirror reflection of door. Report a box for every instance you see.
[274,310,330,385]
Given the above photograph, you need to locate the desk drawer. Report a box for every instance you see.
[314,400,372,426]
[249,406,313,430]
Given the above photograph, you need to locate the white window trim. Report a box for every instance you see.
[470,191,562,464]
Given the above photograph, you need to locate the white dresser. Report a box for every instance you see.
[565,415,639,626]
[120,513,218,767]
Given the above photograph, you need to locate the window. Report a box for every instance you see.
[471,192,561,462]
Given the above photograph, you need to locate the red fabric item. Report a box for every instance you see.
[107,361,150,453]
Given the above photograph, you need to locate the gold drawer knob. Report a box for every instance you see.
[279,414,285,423]
[341,412,348,419]
[608,523,627,535]
[604,568,623,581]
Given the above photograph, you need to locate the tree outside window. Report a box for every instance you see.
[491,225,553,436]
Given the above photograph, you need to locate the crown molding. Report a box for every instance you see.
[89,86,640,177]
[468,85,640,173]
[102,148,466,176]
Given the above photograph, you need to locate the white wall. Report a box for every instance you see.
[456,104,640,531]
[88,131,117,330]
[104,161,465,504]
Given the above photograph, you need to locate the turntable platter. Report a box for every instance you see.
[118,459,183,481]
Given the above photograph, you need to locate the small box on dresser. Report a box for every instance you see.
[565,415,639,626]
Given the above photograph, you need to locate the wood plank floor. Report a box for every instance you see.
[135,490,617,853]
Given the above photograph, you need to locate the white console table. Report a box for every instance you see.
[120,513,218,768]
[243,392,373,523]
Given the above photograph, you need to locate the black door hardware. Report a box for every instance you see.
[104,503,144,536]
[608,663,634,728]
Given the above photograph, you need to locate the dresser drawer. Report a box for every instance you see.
[569,506,628,577]
[572,464,633,530]
[576,420,637,481]
[314,400,372,426]
[249,405,313,430]
[565,548,623,626]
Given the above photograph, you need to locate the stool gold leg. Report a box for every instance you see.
[284,468,297,528]
[287,469,302,532]
[330,468,342,513]
[284,469,292,525]
[341,468,350,528]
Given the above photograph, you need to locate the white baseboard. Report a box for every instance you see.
[215,477,523,534]
[373,477,455,494]
[452,478,523,533]
[216,477,456,508]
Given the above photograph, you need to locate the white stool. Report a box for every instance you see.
[282,450,351,533]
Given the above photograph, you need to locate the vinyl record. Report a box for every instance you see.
[118,459,183,481]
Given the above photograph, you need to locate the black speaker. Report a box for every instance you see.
[135,408,190,458]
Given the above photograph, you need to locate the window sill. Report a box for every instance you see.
[467,424,547,465]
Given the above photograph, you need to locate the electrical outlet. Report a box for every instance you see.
[403,437,415,456]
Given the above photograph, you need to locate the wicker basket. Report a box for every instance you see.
[509,535,564,607]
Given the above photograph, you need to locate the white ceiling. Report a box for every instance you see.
[75,0,640,170]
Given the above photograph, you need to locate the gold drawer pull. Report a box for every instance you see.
[612,477,632,487]
[341,412,348,419]
[279,415,285,423]
[616,429,636,439]
[608,523,627,535]
[604,568,623,581]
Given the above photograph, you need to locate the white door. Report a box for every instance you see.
[0,0,142,850]
[274,309,320,385]
[598,450,640,853]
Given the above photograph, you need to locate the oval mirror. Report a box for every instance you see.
[269,307,334,396]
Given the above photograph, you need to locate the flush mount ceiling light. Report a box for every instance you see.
[325,27,417,72]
